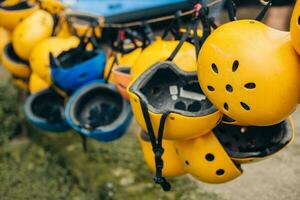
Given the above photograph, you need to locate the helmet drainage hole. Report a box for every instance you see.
[207,85,215,91]
[205,153,215,161]
[216,169,225,176]
[211,63,218,74]
[232,60,239,72]
[244,82,256,89]
[224,103,229,111]
[226,84,233,92]
[240,102,250,111]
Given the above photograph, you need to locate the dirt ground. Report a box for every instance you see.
[196,107,300,200]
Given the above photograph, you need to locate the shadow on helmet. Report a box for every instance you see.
[24,89,70,132]
[1,43,30,78]
[65,81,132,142]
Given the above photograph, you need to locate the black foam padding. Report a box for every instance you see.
[31,91,65,123]
[130,61,216,116]
[214,121,292,158]
[4,43,28,65]
[72,87,123,129]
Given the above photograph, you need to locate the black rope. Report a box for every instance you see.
[256,0,273,21]
[80,134,88,152]
[225,0,237,21]
[104,54,118,83]
[167,23,191,61]
[140,99,171,191]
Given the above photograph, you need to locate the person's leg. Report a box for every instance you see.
[265,0,294,31]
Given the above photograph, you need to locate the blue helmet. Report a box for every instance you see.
[24,89,70,132]
[50,47,106,93]
[65,81,132,142]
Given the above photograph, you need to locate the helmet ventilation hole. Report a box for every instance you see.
[175,101,186,111]
[205,153,215,161]
[244,82,256,89]
[207,85,215,91]
[185,160,190,165]
[226,84,233,92]
[211,63,218,74]
[232,60,239,72]
[224,103,229,111]
[187,101,202,112]
[216,169,225,176]
[240,102,250,111]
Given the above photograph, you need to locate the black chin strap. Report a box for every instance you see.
[140,99,171,191]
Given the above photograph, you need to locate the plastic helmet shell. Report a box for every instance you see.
[65,81,132,142]
[29,73,51,94]
[29,36,79,84]
[137,130,186,177]
[12,9,54,60]
[1,43,30,78]
[0,1,39,31]
[24,89,70,132]
[131,40,197,79]
[174,131,242,184]
[0,27,11,62]
[111,48,143,99]
[198,20,300,126]
[128,61,222,140]
[291,0,300,55]
[50,49,106,93]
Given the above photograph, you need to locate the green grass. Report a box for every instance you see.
[0,76,222,200]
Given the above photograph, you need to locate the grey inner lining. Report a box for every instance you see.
[130,61,217,116]
[31,91,65,123]
[70,85,127,131]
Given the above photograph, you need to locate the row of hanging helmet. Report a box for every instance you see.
[0,0,299,192]
[0,0,135,141]
[117,0,299,191]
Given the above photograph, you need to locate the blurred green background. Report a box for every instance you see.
[0,76,221,200]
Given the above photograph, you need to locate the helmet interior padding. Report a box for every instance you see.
[130,61,217,117]
[69,85,128,131]
[31,91,65,123]
[214,121,292,159]
[57,49,98,68]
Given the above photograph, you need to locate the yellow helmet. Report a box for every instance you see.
[214,117,294,164]
[12,9,54,60]
[1,43,30,78]
[29,36,80,84]
[0,1,39,31]
[137,130,186,177]
[198,20,300,126]
[110,48,143,99]
[39,0,64,14]
[128,40,222,140]
[29,73,50,94]
[131,39,197,79]
[174,131,242,184]
[291,0,300,55]
[0,26,11,62]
